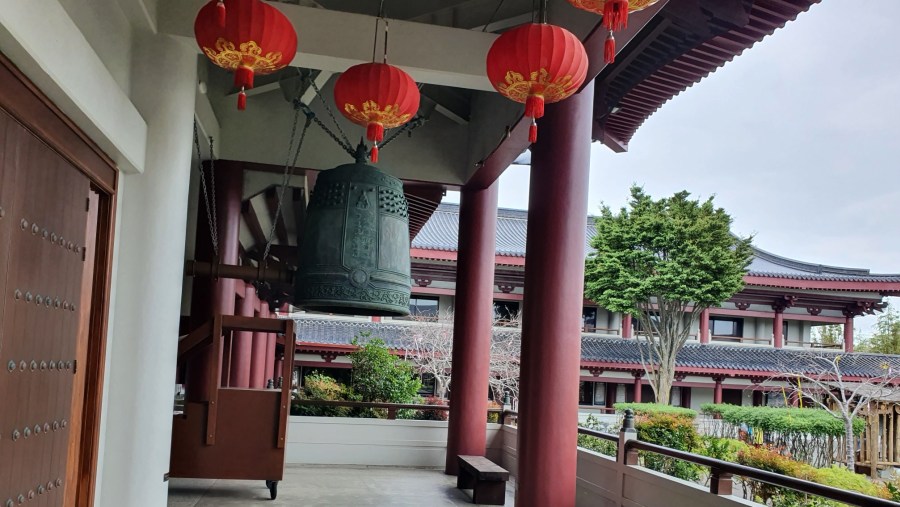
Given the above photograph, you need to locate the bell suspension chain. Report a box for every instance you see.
[261,102,314,262]
[193,119,219,256]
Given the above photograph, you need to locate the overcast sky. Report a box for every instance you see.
[446,0,900,335]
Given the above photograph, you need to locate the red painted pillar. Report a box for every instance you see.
[713,377,723,404]
[632,373,643,403]
[264,330,276,384]
[230,283,256,387]
[622,314,633,338]
[773,307,784,349]
[186,161,242,401]
[445,181,499,475]
[699,309,710,344]
[250,306,270,388]
[843,313,854,353]
[516,85,593,507]
[274,355,284,384]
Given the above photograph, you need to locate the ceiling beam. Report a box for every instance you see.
[241,200,267,248]
[158,0,498,91]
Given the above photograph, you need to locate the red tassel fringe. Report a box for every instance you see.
[525,95,545,119]
[367,123,384,143]
[370,145,379,163]
[216,0,226,28]
[604,32,616,64]
[237,89,247,111]
[529,122,538,143]
[234,66,254,90]
[603,0,629,32]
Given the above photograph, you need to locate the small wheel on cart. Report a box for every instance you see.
[265,480,278,500]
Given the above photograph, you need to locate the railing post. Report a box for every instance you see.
[618,409,639,465]
[387,407,397,420]
[710,468,733,496]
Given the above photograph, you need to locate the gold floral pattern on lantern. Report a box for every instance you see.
[566,0,661,14]
[202,38,285,73]
[496,68,579,104]
[342,100,414,129]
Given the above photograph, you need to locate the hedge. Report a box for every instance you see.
[614,403,697,419]
[700,404,864,437]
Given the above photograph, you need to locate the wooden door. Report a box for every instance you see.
[0,110,95,506]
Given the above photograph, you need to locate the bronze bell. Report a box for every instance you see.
[294,161,411,316]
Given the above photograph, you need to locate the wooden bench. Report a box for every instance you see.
[457,455,509,505]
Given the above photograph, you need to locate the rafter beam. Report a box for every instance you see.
[158,0,497,91]
[241,200,267,249]
[264,187,290,246]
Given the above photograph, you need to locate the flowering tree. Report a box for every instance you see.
[400,308,522,405]
[772,352,899,470]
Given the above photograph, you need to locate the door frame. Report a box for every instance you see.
[0,52,118,507]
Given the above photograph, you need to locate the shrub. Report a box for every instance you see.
[292,372,352,417]
[811,466,888,500]
[415,396,449,421]
[487,401,502,423]
[349,336,421,404]
[700,404,864,437]
[634,412,702,481]
[577,414,617,457]
[614,402,697,419]
[697,436,749,463]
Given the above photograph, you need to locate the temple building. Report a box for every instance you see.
[291,202,900,411]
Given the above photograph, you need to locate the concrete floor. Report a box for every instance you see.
[167,465,517,506]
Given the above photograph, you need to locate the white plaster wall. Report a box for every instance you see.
[690,388,715,411]
[286,417,503,468]
[57,0,134,92]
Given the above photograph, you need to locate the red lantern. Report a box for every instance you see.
[333,62,420,163]
[486,23,588,143]
[566,0,662,63]
[195,0,298,110]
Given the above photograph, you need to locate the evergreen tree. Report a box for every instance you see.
[585,186,752,405]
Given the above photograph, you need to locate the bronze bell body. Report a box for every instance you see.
[294,162,411,316]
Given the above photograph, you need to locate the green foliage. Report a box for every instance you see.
[349,336,421,404]
[415,396,449,421]
[813,324,844,348]
[701,404,864,437]
[697,436,749,463]
[584,186,753,314]
[577,414,617,457]
[292,372,352,417]
[614,402,697,419]
[857,304,900,354]
[736,446,890,506]
[635,412,702,481]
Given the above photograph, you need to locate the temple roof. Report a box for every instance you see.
[412,203,900,284]
[293,318,900,378]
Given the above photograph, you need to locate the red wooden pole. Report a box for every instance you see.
[843,314,854,353]
[699,309,710,344]
[186,161,242,401]
[515,85,593,507]
[714,377,723,404]
[773,307,784,349]
[622,314,633,338]
[264,330,276,384]
[633,373,642,403]
[230,283,256,388]
[444,181,499,475]
[249,305,270,388]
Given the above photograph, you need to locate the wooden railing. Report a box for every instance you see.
[575,411,899,506]
[711,335,771,345]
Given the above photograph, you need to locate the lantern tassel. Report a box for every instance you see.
[216,0,226,28]
[604,32,616,64]
[237,88,247,111]
[367,123,385,143]
[370,144,379,163]
[234,65,255,90]
[525,95,545,119]
[529,120,538,143]
[603,0,629,32]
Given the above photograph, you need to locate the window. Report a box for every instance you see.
[711,317,743,337]
[494,301,519,324]
[409,296,439,318]
[418,373,436,396]
[582,307,597,331]
[670,386,681,407]
[579,382,593,405]
[632,312,660,334]
[783,321,790,340]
